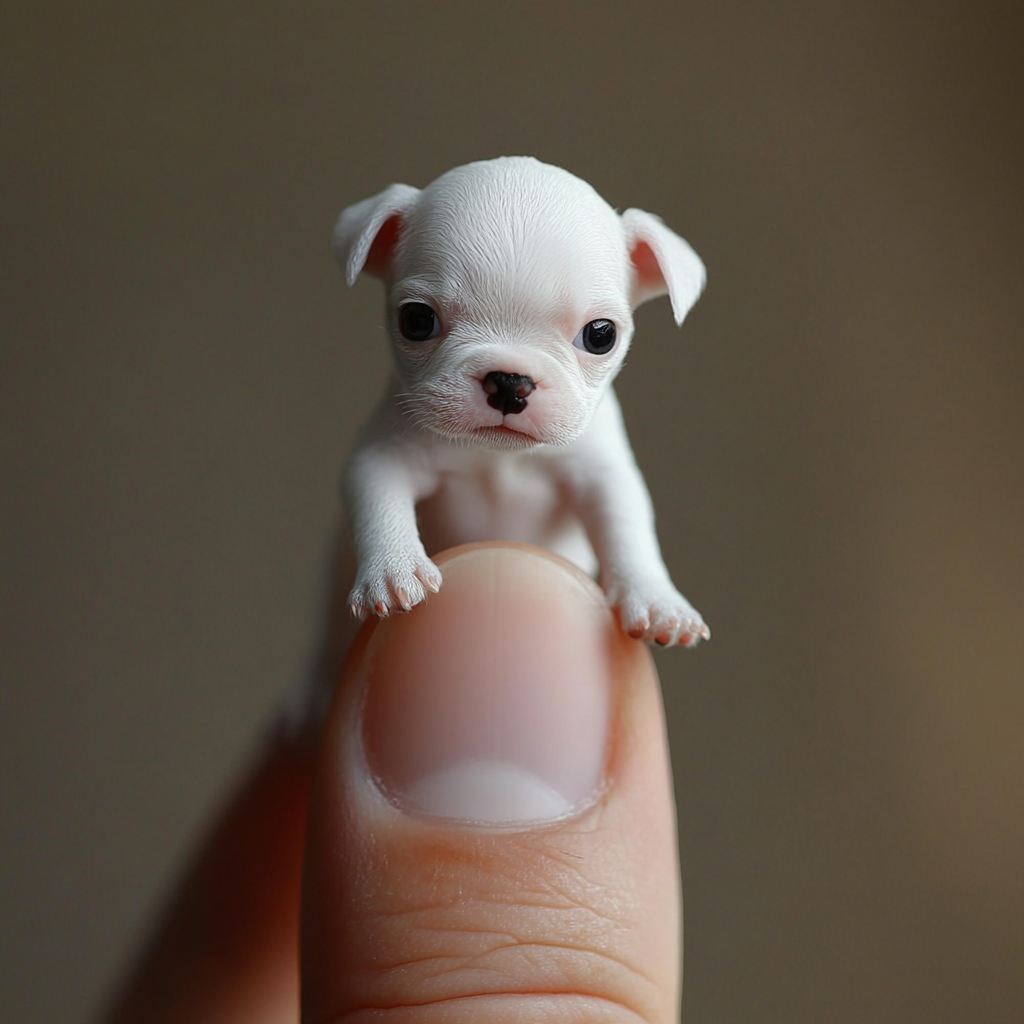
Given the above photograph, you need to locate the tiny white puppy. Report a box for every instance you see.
[328,156,708,664]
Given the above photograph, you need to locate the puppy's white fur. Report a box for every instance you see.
[314,157,707,702]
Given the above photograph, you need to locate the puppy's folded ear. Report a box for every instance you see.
[333,183,421,285]
[621,208,706,326]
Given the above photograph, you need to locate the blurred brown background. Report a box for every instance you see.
[2,2,1022,1021]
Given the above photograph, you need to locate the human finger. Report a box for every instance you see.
[302,543,682,1024]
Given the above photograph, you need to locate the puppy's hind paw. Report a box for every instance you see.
[348,554,443,620]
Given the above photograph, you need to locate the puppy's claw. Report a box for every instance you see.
[415,565,443,594]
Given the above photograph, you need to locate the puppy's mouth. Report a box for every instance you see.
[475,422,535,437]
[469,423,542,448]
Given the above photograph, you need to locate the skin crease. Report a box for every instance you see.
[102,545,683,1024]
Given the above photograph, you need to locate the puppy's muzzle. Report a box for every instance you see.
[482,371,535,416]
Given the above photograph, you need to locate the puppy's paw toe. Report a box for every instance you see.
[414,562,443,594]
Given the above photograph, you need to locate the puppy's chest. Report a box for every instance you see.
[415,449,568,552]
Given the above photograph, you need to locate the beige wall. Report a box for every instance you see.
[2,2,1022,1021]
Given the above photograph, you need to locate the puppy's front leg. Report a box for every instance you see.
[581,466,709,647]
[565,396,710,647]
[343,444,441,618]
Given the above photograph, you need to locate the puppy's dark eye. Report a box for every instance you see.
[398,302,441,342]
[576,319,617,355]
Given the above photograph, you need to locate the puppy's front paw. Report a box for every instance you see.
[349,552,442,619]
[609,580,710,648]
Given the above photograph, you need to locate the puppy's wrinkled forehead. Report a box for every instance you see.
[392,159,629,321]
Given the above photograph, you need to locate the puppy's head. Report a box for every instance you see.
[335,157,705,450]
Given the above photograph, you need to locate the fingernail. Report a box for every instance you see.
[359,547,614,825]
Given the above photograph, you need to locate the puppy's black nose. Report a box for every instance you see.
[482,371,535,415]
